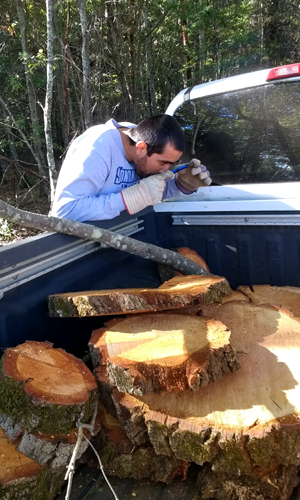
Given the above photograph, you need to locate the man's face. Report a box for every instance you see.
[134,142,182,178]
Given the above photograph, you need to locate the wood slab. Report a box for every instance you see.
[102,313,240,395]
[237,284,300,317]
[48,274,231,317]
[80,402,189,484]
[109,303,300,497]
[0,425,65,500]
[0,341,97,434]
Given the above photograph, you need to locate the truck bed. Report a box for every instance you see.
[1,208,300,500]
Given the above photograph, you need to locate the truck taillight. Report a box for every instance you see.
[266,63,300,81]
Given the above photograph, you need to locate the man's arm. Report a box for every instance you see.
[51,135,130,221]
[52,191,126,222]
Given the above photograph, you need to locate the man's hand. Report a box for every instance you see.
[175,159,211,193]
[121,171,174,215]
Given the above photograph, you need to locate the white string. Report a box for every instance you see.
[82,433,119,500]
[64,401,119,500]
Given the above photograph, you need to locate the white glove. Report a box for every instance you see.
[175,159,211,193]
[121,171,174,215]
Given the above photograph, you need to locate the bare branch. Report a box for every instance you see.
[0,199,211,276]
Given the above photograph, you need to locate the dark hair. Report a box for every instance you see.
[127,114,186,156]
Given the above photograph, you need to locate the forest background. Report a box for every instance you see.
[0,0,299,243]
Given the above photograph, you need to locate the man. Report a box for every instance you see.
[51,114,211,222]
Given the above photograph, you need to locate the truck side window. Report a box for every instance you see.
[174,81,300,185]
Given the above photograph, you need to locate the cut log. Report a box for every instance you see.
[0,341,97,434]
[48,274,230,317]
[101,313,239,395]
[0,413,98,470]
[80,402,189,484]
[237,284,300,317]
[109,303,300,498]
[0,425,65,500]
[158,247,210,283]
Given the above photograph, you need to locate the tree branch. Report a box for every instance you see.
[0,199,211,276]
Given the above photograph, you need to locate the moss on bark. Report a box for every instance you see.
[0,465,65,500]
[0,358,97,434]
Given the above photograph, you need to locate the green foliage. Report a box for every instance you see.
[0,0,299,178]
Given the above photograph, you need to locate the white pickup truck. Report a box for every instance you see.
[1,62,300,500]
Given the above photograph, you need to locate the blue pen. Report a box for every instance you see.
[172,160,194,174]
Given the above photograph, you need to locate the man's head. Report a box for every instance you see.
[125,114,185,178]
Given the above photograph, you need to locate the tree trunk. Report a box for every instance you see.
[44,0,57,206]
[106,2,132,119]
[63,0,71,144]
[15,0,46,180]
[0,340,97,435]
[78,0,91,129]
[144,2,157,115]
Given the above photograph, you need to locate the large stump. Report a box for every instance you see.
[48,274,230,317]
[0,425,65,500]
[0,341,97,434]
[91,313,239,395]
[108,303,300,499]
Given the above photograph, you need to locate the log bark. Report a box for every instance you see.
[0,413,97,470]
[0,425,65,500]
[94,366,118,418]
[49,274,231,318]
[197,463,300,500]
[103,313,239,395]
[106,303,300,496]
[0,341,97,434]
[237,284,300,317]
[112,389,149,446]
[0,199,212,276]
[80,402,189,484]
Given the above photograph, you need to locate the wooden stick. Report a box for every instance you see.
[0,198,212,276]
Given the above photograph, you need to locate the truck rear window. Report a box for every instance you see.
[174,81,300,185]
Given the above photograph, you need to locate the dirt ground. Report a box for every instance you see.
[0,164,50,247]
